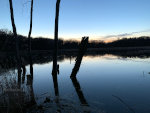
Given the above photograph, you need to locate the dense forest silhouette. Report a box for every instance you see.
[1,29,150,51]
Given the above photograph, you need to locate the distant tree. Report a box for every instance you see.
[52,0,61,75]
[9,0,21,73]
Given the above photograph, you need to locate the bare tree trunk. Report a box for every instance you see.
[28,0,33,76]
[70,37,89,77]
[52,0,61,75]
[9,0,21,72]
[28,0,33,54]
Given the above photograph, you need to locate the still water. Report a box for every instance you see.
[1,54,150,113]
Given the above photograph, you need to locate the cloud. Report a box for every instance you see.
[103,29,150,39]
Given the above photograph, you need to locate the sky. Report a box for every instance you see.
[0,0,150,42]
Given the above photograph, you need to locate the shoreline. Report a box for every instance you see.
[0,46,150,72]
[0,46,150,57]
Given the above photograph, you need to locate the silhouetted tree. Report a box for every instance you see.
[28,0,33,53]
[1,29,12,51]
[28,0,34,76]
[1,30,150,51]
[52,0,61,75]
[9,0,21,72]
[71,37,89,77]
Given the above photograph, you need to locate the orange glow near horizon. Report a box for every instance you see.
[31,32,150,43]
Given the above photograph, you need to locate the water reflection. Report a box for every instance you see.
[26,63,36,108]
[1,54,150,112]
[71,77,89,106]
[1,53,150,71]
[112,95,135,113]
[21,65,26,84]
[52,74,59,96]
[0,60,37,113]
[17,69,21,89]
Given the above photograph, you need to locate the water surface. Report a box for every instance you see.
[1,54,150,113]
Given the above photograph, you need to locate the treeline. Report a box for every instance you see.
[0,29,80,51]
[0,29,150,51]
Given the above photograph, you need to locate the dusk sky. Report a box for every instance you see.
[0,0,150,42]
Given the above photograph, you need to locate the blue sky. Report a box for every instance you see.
[0,0,150,41]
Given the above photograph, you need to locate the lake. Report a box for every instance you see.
[0,54,150,113]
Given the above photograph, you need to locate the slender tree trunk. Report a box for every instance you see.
[28,0,33,53]
[9,0,21,72]
[28,0,33,76]
[52,0,61,75]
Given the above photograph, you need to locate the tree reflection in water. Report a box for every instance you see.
[0,59,36,113]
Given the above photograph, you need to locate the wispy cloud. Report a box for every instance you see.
[103,29,150,39]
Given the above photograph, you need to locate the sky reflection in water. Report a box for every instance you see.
[1,54,150,113]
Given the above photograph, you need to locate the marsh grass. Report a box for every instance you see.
[0,71,36,113]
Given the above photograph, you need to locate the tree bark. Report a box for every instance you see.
[52,0,61,75]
